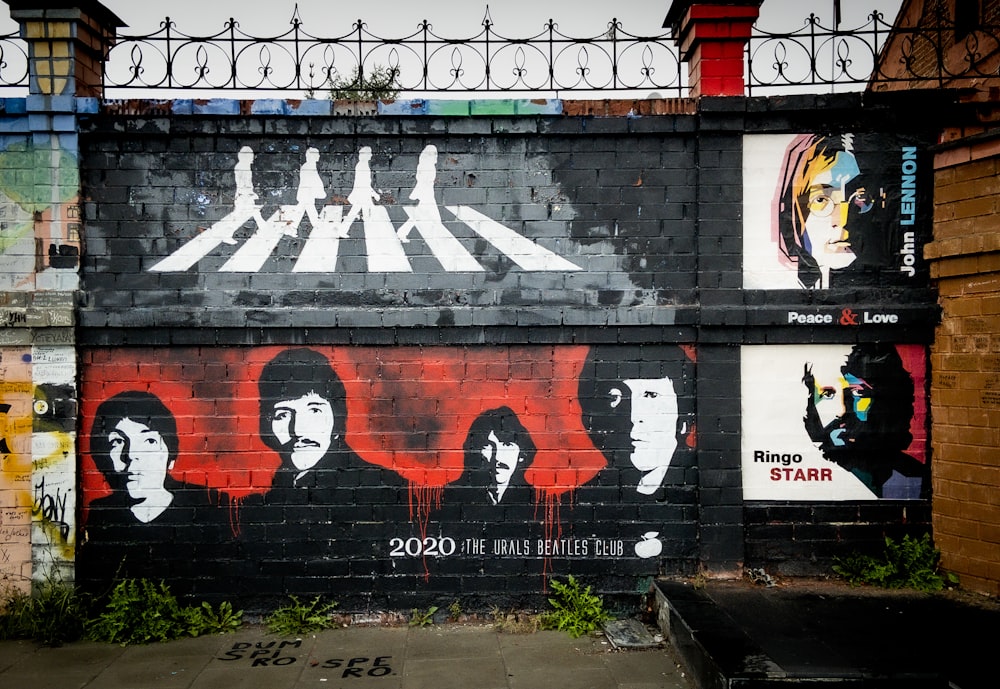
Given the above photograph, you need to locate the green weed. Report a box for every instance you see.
[85,579,243,645]
[306,65,400,101]
[181,600,244,636]
[409,605,439,627]
[265,595,338,636]
[0,578,91,646]
[832,533,959,591]
[539,575,611,638]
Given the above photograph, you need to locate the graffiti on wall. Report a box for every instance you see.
[741,344,928,500]
[743,133,926,290]
[149,145,582,275]
[78,345,695,600]
[30,346,77,584]
[0,348,32,590]
[0,346,76,591]
[0,135,81,291]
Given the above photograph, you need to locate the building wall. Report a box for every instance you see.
[56,97,942,610]
[926,139,1000,597]
[0,103,80,594]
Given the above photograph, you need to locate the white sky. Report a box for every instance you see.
[2,1,904,38]
[0,1,905,97]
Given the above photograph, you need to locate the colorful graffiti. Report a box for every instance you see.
[0,134,81,291]
[0,346,76,592]
[148,144,581,275]
[29,346,77,584]
[741,344,929,500]
[743,133,925,290]
[0,348,33,592]
[78,345,696,602]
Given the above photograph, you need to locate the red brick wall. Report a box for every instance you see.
[927,142,1000,597]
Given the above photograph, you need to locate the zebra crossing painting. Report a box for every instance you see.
[150,144,582,275]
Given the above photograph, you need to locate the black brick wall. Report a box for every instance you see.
[72,92,946,611]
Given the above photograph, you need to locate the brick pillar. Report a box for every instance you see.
[6,0,124,97]
[923,137,1000,598]
[664,0,763,97]
[0,1,122,591]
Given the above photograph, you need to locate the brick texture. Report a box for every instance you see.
[928,145,1000,597]
[0,88,957,610]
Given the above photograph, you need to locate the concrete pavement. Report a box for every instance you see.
[4,576,999,689]
[0,619,694,689]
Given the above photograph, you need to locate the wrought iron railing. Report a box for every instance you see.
[100,8,685,97]
[747,12,895,94]
[752,7,1000,94]
[0,8,998,97]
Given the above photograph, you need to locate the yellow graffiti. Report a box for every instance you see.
[30,430,75,551]
[0,380,33,588]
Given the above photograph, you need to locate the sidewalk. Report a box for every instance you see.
[0,620,694,689]
[5,577,998,689]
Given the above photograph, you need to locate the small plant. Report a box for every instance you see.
[180,600,244,636]
[0,578,90,646]
[447,600,462,622]
[409,605,439,627]
[832,533,959,592]
[491,607,542,634]
[265,595,338,636]
[86,579,186,645]
[305,64,400,101]
[539,575,611,638]
[85,579,243,645]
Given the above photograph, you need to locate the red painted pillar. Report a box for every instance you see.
[664,0,764,97]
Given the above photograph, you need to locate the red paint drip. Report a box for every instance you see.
[227,495,244,539]
[538,489,565,587]
[408,482,443,581]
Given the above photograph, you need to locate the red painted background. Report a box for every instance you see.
[80,345,608,513]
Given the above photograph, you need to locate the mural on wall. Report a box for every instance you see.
[741,344,928,501]
[149,144,582,275]
[0,346,77,591]
[0,348,33,591]
[0,134,81,291]
[576,344,696,559]
[743,133,927,289]
[78,389,224,596]
[78,345,696,601]
[29,346,77,584]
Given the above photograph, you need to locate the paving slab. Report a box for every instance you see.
[0,638,36,672]
[8,578,996,689]
[0,620,694,689]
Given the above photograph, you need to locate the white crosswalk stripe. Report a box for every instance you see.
[149,143,580,275]
[448,205,582,272]
[292,206,345,273]
[150,204,580,274]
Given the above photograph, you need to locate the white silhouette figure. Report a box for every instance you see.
[334,146,410,272]
[150,146,271,272]
[150,144,581,275]
[294,147,326,237]
[396,145,483,272]
[346,147,380,222]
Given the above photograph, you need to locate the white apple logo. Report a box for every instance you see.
[634,531,663,559]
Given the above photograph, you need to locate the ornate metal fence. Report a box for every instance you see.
[0,8,997,97]
[747,12,895,94]
[100,8,685,97]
